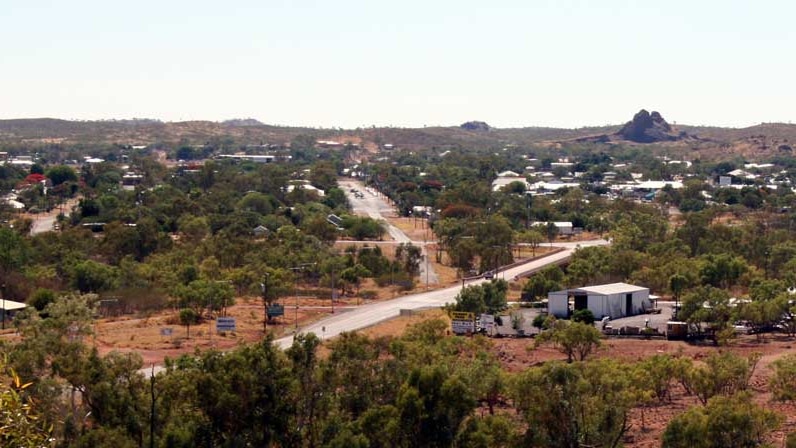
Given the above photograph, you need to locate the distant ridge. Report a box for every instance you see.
[2,116,796,162]
[223,118,266,127]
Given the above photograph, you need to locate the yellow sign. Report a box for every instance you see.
[451,311,474,321]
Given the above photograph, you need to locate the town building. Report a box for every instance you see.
[548,282,651,320]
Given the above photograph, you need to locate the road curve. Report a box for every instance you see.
[275,239,608,349]
[143,239,607,376]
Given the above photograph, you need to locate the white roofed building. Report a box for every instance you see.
[0,299,28,323]
[492,176,530,192]
[548,282,651,320]
[636,180,683,190]
[532,221,574,235]
[285,181,325,197]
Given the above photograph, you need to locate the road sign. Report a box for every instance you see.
[452,319,475,335]
[216,317,236,332]
[451,311,474,321]
[451,311,475,334]
[267,304,285,318]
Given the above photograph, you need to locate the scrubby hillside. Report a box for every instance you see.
[2,116,796,161]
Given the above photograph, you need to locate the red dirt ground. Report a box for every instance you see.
[491,335,796,447]
[8,301,795,446]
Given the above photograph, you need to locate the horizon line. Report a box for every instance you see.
[0,115,792,131]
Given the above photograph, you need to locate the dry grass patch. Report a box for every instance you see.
[359,308,449,339]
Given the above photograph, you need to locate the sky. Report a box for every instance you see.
[2,0,795,129]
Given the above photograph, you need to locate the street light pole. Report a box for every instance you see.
[503,244,508,280]
[293,269,299,331]
[490,246,500,280]
[291,263,316,332]
[391,262,395,297]
[1,283,5,330]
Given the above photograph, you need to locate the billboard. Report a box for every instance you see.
[451,311,475,335]
[267,304,285,318]
[216,317,236,332]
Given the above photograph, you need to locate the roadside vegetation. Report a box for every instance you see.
[4,129,796,445]
[3,298,794,447]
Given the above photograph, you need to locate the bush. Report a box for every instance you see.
[787,432,796,448]
[572,309,595,325]
[535,320,602,362]
[377,271,415,291]
[771,354,796,402]
[360,290,378,301]
[28,288,56,312]
[662,392,780,448]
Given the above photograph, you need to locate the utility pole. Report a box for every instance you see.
[526,193,532,229]
[424,237,429,290]
[149,364,156,448]
[261,273,269,334]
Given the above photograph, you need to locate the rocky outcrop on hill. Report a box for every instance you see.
[617,110,684,143]
[460,121,491,132]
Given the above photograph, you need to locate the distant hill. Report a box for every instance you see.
[0,118,321,147]
[222,118,266,127]
[1,116,796,161]
[460,121,491,132]
[616,110,685,143]
[0,118,615,148]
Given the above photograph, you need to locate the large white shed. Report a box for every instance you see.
[548,282,651,320]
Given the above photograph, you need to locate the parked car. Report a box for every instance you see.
[483,271,495,280]
[733,321,753,335]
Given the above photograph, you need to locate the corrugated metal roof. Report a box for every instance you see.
[572,282,648,295]
[0,299,27,311]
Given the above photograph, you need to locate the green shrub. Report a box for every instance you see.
[572,309,595,325]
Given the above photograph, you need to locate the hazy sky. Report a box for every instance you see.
[2,0,794,128]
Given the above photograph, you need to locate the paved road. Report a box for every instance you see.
[30,215,58,235]
[30,199,77,235]
[142,239,608,376]
[275,239,608,349]
[338,179,439,285]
